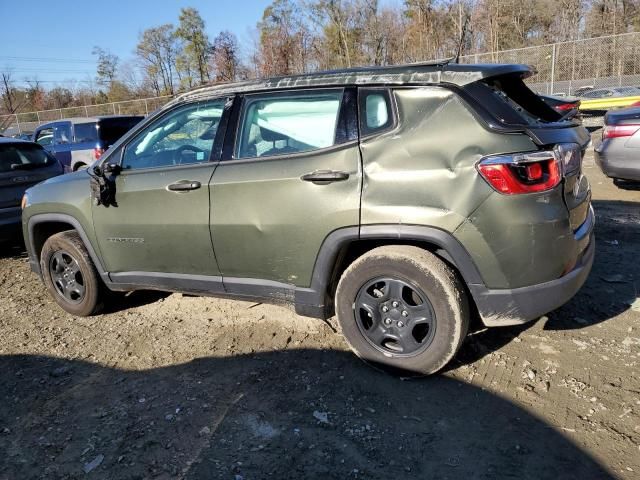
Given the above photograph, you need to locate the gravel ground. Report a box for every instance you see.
[0,145,639,480]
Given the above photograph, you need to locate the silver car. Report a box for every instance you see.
[594,107,640,183]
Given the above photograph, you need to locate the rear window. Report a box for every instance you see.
[98,117,143,146]
[0,143,54,173]
[464,73,565,126]
[74,122,98,143]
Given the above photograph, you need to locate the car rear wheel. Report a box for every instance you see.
[40,231,103,316]
[335,245,469,376]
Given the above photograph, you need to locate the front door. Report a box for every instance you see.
[92,98,231,282]
[211,88,361,289]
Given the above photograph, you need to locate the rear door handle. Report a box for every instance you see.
[167,180,201,192]
[300,170,350,183]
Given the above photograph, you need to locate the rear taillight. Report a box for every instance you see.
[93,147,105,160]
[602,124,640,140]
[555,102,576,112]
[477,151,562,195]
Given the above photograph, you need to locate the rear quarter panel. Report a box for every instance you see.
[360,86,536,232]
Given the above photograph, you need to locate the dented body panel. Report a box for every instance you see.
[360,87,536,232]
[211,144,361,286]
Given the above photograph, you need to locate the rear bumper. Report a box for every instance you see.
[595,144,640,181]
[471,207,595,327]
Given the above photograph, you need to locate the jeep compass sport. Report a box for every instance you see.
[22,63,594,375]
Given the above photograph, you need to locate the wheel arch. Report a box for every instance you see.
[26,213,109,284]
[301,225,485,318]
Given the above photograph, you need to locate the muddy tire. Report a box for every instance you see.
[40,231,103,316]
[335,245,469,376]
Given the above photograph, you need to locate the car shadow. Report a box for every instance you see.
[102,290,171,313]
[544,199,640,331]
[0,235,25,259]
[451,198,639,364]
[0,350,615,479]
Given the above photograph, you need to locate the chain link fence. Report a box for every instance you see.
[460,32,640,96]
[0,96,172,136]
[3,32,640,135]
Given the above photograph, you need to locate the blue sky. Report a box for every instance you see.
[0,0,287,86]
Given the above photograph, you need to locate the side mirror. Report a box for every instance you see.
[102,162,122,176]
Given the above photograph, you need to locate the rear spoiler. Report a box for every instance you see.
[440,64,535,86]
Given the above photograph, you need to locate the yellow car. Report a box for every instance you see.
[579,86,640,114]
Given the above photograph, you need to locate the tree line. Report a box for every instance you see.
[2,0,640,117]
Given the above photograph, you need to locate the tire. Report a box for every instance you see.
[73,163,87,171]
[335,245,469,376]
[40,230,103,316]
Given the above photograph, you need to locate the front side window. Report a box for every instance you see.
[122,100,225,170]
[35,128,54,146]
[236,90,343,159]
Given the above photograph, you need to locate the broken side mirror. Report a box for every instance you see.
[102,162,122,176]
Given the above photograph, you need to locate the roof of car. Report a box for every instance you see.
[0,137,32,144]
[173,62,533,104]
[36,115,144,129]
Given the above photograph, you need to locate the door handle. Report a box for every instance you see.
[167,180,201,192]
[300,170,350,183]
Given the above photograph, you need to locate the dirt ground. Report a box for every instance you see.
[1,144,639,480]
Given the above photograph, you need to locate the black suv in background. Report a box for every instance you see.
[1,138,62,240]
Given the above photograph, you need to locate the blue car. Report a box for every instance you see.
[33,115,143,172]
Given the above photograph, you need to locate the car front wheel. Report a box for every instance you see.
[335,245,470,376]
[40,231,103,316]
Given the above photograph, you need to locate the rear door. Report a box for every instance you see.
[71,121,99,169]
[211,88,361,290]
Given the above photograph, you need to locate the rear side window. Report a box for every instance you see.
[74,123,98,143]
[98,117,143,147]
[236,90,343,159]
[0,143,53,173]
[359,89,393,136]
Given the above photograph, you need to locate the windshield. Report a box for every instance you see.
[0,143,53,173]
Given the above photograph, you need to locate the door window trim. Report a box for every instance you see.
[222,87,357,163]
[116,96,234,173]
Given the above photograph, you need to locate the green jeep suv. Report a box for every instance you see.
[22,63,594,375]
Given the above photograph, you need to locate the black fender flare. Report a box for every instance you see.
[26,213,110,285]
[296,224,485,317]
